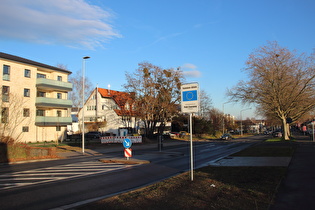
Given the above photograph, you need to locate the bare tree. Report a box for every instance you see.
[112,91,136,133]
[228,41,315,140]
[0,93,31,143]
[124,62,184,137]
[208,108,223,136]
[199,89,213,119]
[68,70,94,109]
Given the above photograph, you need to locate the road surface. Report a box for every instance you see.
[0,136,265,210]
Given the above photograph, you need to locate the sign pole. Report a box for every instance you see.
[181,82,199,182]
[190,113,194,181]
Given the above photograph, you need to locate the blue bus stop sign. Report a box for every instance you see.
[123,138,132,149]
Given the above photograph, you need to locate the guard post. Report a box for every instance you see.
[158,134,163,152]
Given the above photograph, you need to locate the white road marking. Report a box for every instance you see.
[0,161,128,190]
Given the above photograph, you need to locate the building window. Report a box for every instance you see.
[1,107,8,123]
[24,88,30,97]
[24,69,31,78]
[57,93,62,99]
[57,76,62,81]
[36,109,45,116]
[3,65,10,81]
[37,91,46,97]
[57,110,62,117]
[37,73,46,78]
[23,108,30,117]
[56,126,61,131]
[2,86,9,102]
[22,126,29,132]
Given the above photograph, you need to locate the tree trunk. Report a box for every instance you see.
[282,117,290,140]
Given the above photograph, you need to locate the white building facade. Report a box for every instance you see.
[78,87,138,136]
[0,52,73,143]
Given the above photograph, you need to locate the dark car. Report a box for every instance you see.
[85,131,101,139]
[272,131,282,138]
[220,133,233,140]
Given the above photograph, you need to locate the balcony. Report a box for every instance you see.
[36,97,72,108]
[35,116,72,126]
[36,78,72,92]
[2,74,10,81]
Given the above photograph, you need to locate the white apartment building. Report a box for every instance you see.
[0,52,72,143]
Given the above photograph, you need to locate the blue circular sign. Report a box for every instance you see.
[123,138,132,148]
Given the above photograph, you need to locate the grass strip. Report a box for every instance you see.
[77,166,286,210]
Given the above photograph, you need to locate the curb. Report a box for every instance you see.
[99,158,150,165]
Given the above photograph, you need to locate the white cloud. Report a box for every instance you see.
[183,70,201,78]
[181,63,201,78]
[182,63,197,69]
[0,0,121,49]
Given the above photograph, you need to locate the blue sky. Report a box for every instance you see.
[1,0,314,119]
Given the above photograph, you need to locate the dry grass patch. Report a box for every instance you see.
[77,166,286,210]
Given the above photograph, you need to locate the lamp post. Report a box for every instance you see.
[240,108,252,136]
[82,56,90,154]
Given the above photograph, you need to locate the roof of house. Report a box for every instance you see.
[0,52,72,74]
[97,88,135,116]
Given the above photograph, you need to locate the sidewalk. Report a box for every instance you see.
[270,136,315,210]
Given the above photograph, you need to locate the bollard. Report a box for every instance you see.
[158,135,163,151]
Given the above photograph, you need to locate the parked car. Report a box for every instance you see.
[272,131,282,138]
[85,131,101,139]
[169,132,180,138]
[220,133,233,140]
[179,131,189,138]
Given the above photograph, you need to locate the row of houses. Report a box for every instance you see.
[0,52,136,143]
[1,52,269,143]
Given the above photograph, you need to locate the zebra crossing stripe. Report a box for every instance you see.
[0,161,129,190]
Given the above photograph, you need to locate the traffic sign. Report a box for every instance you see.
[124,148,132,158]
[181,83,199,113]
[182,90,198,101]
[123,138,132,148]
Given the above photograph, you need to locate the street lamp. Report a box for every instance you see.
[240,108,252,136]
[82,56,90,154]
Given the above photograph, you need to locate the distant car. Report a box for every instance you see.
[263,130,272,135]
[169,132,179,138]
[273,131,282,138]
[220,133,233,140]
[179,131,189,138]
[85,131,101,139]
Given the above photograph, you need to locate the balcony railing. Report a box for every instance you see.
[35,116,72,126]
[2,74,10,81]
[36,97,72,108]
[36,78,72,91]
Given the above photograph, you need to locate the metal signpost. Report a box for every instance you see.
[181,83,199,181]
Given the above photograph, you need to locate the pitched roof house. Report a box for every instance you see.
[78,87,138,136]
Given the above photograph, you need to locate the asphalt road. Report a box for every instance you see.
[0,136,265,210]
